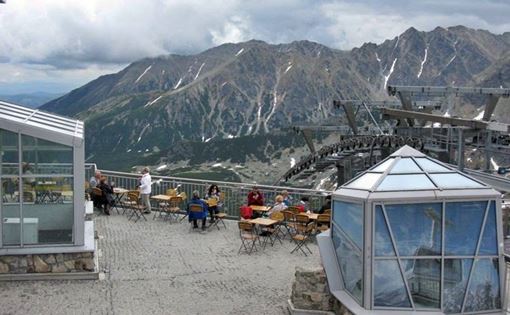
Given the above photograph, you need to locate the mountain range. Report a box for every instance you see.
[0,92,63,108]
[41,25,510,181]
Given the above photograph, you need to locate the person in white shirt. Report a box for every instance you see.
[268,195,287,216]
[139,167,152,214]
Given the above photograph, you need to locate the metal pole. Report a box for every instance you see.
[458,128,465,171]
[485,130,492,173]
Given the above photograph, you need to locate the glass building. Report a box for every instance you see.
[0,101,90,254]
[318,145,505,314]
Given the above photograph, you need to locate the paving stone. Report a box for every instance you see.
[0,213,321,314]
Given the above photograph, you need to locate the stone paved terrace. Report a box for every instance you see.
[0,213,321,315]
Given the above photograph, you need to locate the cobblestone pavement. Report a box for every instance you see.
[0,213,321,315]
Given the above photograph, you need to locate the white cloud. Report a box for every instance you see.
[0,0,508,93]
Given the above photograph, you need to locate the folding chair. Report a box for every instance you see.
[282,210,297,240]
[166,188,177,197]
[178,192,190,222]
[211,212,227,230]
[127,192,147,222]
[290,214,315,256]
[167,196,183,221]
[269,212,285,243]
[121,190,139,215]
[316,214,331,233]
[287,206,301,214]
[188,204,206,231]
[238,221,259,254]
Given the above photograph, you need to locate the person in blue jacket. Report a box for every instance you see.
[187,190,208,230]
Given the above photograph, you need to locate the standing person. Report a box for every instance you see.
[205,184,222,223]
[139,167,152,214]
[247,186,264,206]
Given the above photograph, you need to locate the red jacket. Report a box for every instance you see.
[247,191,264,206]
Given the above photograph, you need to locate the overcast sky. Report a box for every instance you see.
[0,0,509,94]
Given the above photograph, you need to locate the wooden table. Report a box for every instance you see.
[150,194,171,201]
[112,188,129,213]
[249,218,278,226]
[250,205,271,212]
[151,195,183,221]
[302,212,318,220]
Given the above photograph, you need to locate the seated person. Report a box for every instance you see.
[268,195,287,216]
[187,190,208,230]
[247,186,264,218]
[317,195,331,214]
[97,176,113,215]
[205,184,222,223]
[281,190,292,206]
[247,186,264,206]
[89,170,102,208]
[297,197,310,213]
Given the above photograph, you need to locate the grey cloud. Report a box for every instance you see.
[0,0,508,93]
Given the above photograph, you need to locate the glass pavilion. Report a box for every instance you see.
[318,145,505,314]
[0,100,90,254]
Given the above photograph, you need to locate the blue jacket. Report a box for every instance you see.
[187,197,208,220]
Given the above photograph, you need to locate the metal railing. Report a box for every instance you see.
[88,165,331,218]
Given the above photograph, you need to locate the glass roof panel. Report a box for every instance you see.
[415,157,452,172]
[345,173,381,190]
[0,101,83,139]
[372,158,394,172]
[377,174,436,191]
[429,173,485,189]
[389,158,422,173]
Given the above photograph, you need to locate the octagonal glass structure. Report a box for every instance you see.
[320,145,505,314]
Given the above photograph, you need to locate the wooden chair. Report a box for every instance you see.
[316,214,331,233]
[238,221,259,254]
[268,212,285,244]
[290,214,315,256]
[167,196,183,221]
[178,192,189,221]
[188,203,206,231]
[166,188,177,197]
[127,191,147,222]
[121,190,139,215]
[211,212,227,230]
[282,210,297,240]
[287,206,301,214]
[323,209,331,215]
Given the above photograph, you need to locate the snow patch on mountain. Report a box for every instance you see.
[290,157,296,168]
[173,78,183,89]
[417,47,428,78]
[144,95,163,108]
[383,58,397,89]
[135,65,152,84]
[235,48,244,56]
[194,63,206,80]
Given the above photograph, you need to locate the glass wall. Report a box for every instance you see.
[332,200,363,304]
[1,129,20,245]
[0,128,74,246]
[372,201,500,313]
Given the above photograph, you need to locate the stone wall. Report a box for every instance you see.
[291,267,353,315]
[0,252,95,274]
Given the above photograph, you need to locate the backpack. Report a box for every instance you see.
[240,205,253,219]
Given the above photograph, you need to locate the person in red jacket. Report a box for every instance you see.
[247,186,264,206]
